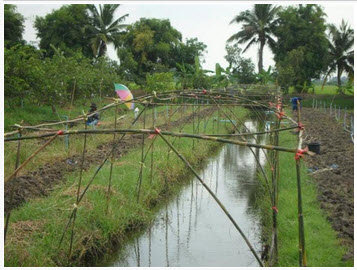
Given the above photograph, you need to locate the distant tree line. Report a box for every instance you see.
[228,4,354,93]
[4,4,354,109]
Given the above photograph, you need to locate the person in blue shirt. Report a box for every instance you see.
[86,103,100,127]
[290,97,302,112]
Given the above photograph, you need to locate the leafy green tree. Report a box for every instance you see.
[228,4,280,73]
[322,20,354,92]
[224,44,256,84]
[5,44,123,109]
[274,5,329,92]
[4,4,25,48]
[117,18,182,84]
[34,5,92,58]
[87,4,129,58]
[146,72,176,93]
[173,38,207,66]
[117,18,207,85]
[4,45,44,105]
[276,48,303,93]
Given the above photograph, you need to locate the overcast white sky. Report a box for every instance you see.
[16,3,354,72]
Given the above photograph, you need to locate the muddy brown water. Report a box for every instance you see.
[99,118,268,267]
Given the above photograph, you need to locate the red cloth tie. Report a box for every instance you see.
[275,111,285,119]
[297,122,305,131]
[295,147,308,160]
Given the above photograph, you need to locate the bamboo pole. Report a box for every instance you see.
[4,126,23,243]
[150,105,155,184]
[68,117,89,259]
[106,106,119,213]
[156,130,264,267]
[203,126,298,137]
[5,89,279,137]
[4,94,156,137]
[296,100,307,267]
[137,108,146,202]
[5,131,62,183]
[271,96,282,264]
[6,128,304,154]
[192,102,195,149]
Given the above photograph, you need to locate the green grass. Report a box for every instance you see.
[257,125,352,266]
[284,94,354,112]
[289,84,354,96]
[4,105,247,266]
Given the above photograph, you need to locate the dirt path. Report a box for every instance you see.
[5,106,217,213]
[301,108,353,260]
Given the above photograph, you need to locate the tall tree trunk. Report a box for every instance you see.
[258,38,265,74]
[337,65,342,91]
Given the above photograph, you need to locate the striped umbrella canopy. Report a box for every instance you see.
[114,83,134,110]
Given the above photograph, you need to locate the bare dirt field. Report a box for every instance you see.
[302,108,354,260]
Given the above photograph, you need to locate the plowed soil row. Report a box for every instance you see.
[302,108,354,260]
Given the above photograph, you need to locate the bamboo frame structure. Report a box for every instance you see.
[4,87,309,267]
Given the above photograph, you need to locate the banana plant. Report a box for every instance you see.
[175,62,194,89]
[256,66,276,85]
[211,63,237,88]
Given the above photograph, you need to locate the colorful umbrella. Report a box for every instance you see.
[114,83,134,110]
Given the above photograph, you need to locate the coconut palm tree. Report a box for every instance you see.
[87,4,128,58]
[322,20,354,92]
[227,4,280,73]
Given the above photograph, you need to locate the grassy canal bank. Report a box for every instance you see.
[257,123,353,267]
[4,106,248,267]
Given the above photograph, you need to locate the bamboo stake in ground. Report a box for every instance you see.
[156,129,264,267]
[192,102,195,149]
[5,130,63,183]
[151,105,155,183]
[69,117,88,259]
[4,126,23,243]
[271,96,282,265]
[107,105,119,213]
[296,100,307,267]
[137,108,146,202]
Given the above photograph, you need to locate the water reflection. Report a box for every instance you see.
[103,119,267,267]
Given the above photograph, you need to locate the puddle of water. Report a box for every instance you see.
[101,119,267,267]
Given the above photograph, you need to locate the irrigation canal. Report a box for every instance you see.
[100,118,268,267]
